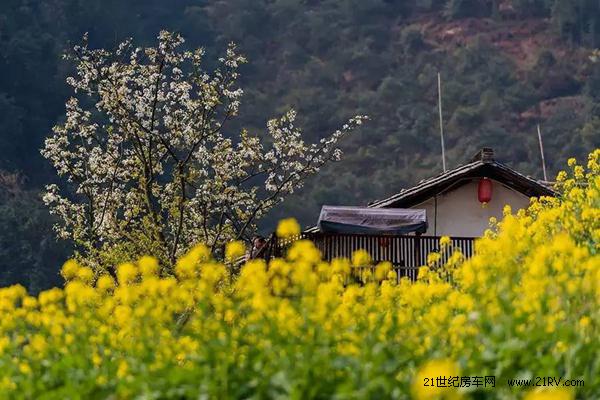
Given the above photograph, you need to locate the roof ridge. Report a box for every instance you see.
[369,158,555,209]
[368,159,484,208]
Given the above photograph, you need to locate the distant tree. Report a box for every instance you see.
[400,27,427,55]
[0,94,24,169]
[552,0,578,43]
[414,0,447,11]
[0,171,70,293]
[491,0,500,20]
[512,0,552,17]
[41,31,366,272]
[443,0,491,19]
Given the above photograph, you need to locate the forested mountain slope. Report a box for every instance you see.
[1,0,599,289]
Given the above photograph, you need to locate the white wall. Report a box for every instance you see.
[412,179,530,237]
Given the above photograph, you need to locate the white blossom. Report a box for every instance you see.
[42,31,367,268]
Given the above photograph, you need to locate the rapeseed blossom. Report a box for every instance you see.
[412,359,461,400]
[225,240,245,261]
[276,217,301,238]
[138,256,159,277]
[352,249,371,266]
[523,388,574,400]
[0,149,598,398]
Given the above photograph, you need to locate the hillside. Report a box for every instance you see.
[1,0,600,290]
[245,6,599,227]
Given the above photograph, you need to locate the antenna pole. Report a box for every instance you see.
[537,124,548,181]
[438,72,447,173]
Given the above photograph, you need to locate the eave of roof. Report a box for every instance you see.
[368,159,557,209]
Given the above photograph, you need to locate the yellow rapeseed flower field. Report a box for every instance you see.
[0,150,598,399]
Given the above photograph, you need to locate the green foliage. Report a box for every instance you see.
[0,173,70,293]
[443,0,491,20]
[1,0,600,289]
[513,0,553,17]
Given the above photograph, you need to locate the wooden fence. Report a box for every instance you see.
[258,232,476,281]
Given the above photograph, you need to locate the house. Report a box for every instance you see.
[259,148,555,278]
[367,147,555,237]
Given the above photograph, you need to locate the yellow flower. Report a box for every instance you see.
[427,252,441,266]
[116,263,138,285]
[92,353,102,366]
[579,316,591,329]
[417,266,430,280]
[439,236,451,247]
[523,388,574,400]
[18,363,32,375]
[175,245,212,280]
[22,296,38,309]
[287,240,321,263]
[554,341,567,353]
[28,334,47,354]
[117,360,129,379]
[352,249,371,267]
[0,149,597,399]
[224,309,235,323]
[38,287,63,307]
[0,337,9,355]
[50,324,63,337]
[60,260,80,281]
[187,244,211,263]
[276,218,301,238]
[76,266,94,284]
[567,157,576,167]
[138,256,159,277]
[412,359,461,400]
[96,275,115,291]
[175,255,197,280]
[331,258,351,276]
[225,240,246,261]
[0,376,16,390]
[375,261,392,281]
[64,334,74,345]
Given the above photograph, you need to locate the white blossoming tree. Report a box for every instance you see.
[42,31,366,271]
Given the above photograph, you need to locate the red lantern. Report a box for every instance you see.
[478,178,493,205]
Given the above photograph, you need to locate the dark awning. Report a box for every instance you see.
[317,206,427,235]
